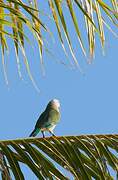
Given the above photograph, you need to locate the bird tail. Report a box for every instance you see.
[29,128,40,137]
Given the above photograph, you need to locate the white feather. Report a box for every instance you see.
[52,99,60,108]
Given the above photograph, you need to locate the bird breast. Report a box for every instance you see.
[49,109,60,123]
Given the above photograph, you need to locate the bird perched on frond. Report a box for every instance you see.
[29,99,60,138]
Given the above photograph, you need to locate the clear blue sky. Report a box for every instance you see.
[0,2,117,179]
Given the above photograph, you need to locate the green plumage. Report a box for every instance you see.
[29,99,60,137]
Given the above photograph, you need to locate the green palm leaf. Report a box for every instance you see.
[0,134,117,179]
[0,0,118,83]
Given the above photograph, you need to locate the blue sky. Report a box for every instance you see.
[0,1,118,179]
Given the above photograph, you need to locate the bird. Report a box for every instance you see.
[29,99,60,138]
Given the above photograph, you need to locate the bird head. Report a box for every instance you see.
[48,99,60,110]
[51,99,60,108]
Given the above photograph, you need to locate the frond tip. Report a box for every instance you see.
[0,134,118,179]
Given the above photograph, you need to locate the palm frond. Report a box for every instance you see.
[0,0,118,82]
[0,134,117,179]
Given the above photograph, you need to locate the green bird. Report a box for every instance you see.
[29,99,60,138]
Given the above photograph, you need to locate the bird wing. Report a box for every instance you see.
[35,109,49,129]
